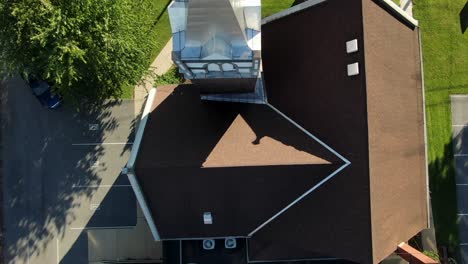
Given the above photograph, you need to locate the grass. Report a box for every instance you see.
[154,67,184,86]
[262,0,296,18]
[121,0,173,98]
[415,0,468,256]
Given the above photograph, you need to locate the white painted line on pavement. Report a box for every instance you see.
[453,124,468,127]
[457,184,468,186]
[27,244,30,264]
[70,226,134,230]
[71,142,133,146]
[457,213,468,216]
[460,243,468,246]
[72,184,132,188]
[70,227,86,230]
[56,239,60,264]
[455,154,468,157]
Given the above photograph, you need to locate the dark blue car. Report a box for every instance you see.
[29,79,61,109]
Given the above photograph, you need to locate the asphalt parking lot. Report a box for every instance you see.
[451,95,468,264]
[1,77,143,263]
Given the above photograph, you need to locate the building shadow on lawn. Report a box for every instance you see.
[460,1,468,33]
[1,77,137,263]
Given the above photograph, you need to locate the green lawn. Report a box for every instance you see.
[121,0,173,98]
[262,0,295,18]
[415,0,468,256]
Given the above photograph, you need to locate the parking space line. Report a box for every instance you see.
[70,226,134,230]
[455,154,468,157]
[453,124,468,127]
[27,244,30,264]
[71,142,133,146]
[56,239,60,264]
[72,184,132,188]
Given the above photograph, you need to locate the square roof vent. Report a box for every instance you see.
[347,63,359,76]
[346,39,358,53]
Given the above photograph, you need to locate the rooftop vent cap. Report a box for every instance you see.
[347,62,359,76]
[203,212,213,225]
[346,39,358,53]
[203,239,215,250]
[225,237,237,249]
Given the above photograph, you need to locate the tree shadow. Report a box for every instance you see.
[152,0,172,27]
[460,1,468,34]
[1,77,136,263]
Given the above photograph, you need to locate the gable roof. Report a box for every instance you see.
[126,0,428,263]
[132,84,349,239]
[253,0,428,263]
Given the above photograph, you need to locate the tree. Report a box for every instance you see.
[0,0,158,104]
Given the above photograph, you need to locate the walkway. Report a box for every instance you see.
[134,38,174,115]
[450,95,468,263]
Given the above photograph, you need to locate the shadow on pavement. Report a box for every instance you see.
[1,77,137,263]
[429,130,466,261]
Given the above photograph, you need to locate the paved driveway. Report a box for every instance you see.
[451,95,468,264]
[1,77,139,263]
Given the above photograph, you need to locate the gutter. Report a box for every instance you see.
[261,0,326,25]
[377,0,419,27]
[417,28,431,229]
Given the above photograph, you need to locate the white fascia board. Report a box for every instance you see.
[377,0,418,27]
[127,171,161,241]
[262,0,327,25]
[127,88,157,169]
[418,29,430,228]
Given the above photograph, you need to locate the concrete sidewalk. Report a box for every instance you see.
[134,38,174,115]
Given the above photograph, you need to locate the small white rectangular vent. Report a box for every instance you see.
[203,212,213,224]
[347,63,360,76]
[346,39,358,54]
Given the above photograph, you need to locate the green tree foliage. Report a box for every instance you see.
[0,0,159,103]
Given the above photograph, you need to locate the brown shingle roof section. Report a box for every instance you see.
[362,0,428,262]
[135,84,344,238]
[250,0,428,263]
[253,0,373,263]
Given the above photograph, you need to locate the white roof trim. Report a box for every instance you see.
[261,0,327,25]
[377,0,419,27]
[248,104,351,236]
[125,88,161,240]
[127,171,161,241]
[417,29,430,229]
[127,88,157,168]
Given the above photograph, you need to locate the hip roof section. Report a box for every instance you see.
[134,85,346,238]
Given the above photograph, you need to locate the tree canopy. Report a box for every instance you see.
[0,0,159,103]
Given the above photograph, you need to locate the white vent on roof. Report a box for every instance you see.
[347,62,359,76]
[203,239,215,250]
[346,39,358,53]
[203,212,213,224]
[225,238,237,249]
